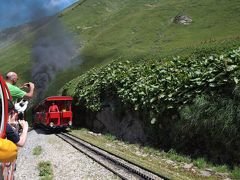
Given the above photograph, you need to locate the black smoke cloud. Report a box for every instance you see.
[0,0,80,101]
[31,20,78,101]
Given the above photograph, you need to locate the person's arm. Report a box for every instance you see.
[17,120,28,147]
[23,82,35,99]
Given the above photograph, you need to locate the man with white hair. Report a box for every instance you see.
[5,71,34,147]
[5,72,35,103]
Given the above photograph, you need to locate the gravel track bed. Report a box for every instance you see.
[15,129,119,180]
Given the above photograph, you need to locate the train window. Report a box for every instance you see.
[63,101,69,111]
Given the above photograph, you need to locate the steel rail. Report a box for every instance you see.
[56,132,169,180]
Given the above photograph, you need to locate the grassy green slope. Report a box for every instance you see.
[0,41,31,84]
[58,0,240,94]
[61,0,240,57]
[0,0,240,96]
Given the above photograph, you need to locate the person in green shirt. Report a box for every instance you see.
[5,72,35,103]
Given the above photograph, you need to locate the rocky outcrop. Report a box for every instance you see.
[74,95,148,144]
[174,15,192,25]
[95,106,147,143]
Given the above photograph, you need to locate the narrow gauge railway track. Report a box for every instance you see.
[56,133,169,180]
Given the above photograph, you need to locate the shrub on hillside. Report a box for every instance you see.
[62,47,240,165]
[63,47,240,121]
[172,94,240,164]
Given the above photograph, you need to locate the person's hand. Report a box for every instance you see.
[20,83,29,88]
[9,113,18,125]
[28,82,35,89]
[19,120,29,130]
[21,82,35,89]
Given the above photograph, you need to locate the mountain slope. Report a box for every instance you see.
[0,0,240,96]
[61,0,240,56]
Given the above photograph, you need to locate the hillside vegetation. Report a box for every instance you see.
[59,0,240,167]
[0,0,240,95]
[62,45,240,161]
[1,0,240,177]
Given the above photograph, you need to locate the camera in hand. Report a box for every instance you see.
[18,112,24,120]
[19,99,27,107]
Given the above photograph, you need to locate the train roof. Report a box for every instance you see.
[44,96,73,101]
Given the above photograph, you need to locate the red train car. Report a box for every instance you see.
[0,75,16,180]
[0,75,10,138]
[33,96,73,129]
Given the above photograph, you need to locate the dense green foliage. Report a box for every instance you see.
[62,45,240,164]
[62,47,240,119]
[174,94,240,164]
[62,47,240,165]
[1,0,240,97]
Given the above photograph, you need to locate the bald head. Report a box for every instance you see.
[6,72,18,85]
